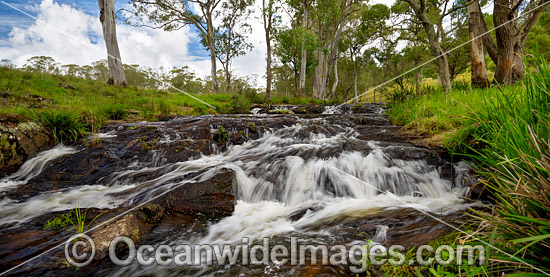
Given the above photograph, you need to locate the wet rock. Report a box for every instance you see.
[160,169,236,217]
[290,104,324,114]
[0,116,52,177]
[468,182,494,202]
[90,205,164,260]
[136,204,165,224]
[57,84,77,90]
[229,131,246,145]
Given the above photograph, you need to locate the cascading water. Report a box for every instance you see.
[0,105,477,275]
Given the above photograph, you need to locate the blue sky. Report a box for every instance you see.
[0,0,266,82]
[0,0,209,57]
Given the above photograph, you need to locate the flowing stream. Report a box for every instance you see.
[0,105,476,275]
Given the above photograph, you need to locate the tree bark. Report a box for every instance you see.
[330,54,339,100]
[481,0,546,84]
[313,28,343,99]
[206,9,219,93]
[352,54,358,104]
[263,0,273,102]
[98,0,126,86]
[403,0,452,92]
[493,0,517,84]
[298,3,308,98]
[468,0,488,88]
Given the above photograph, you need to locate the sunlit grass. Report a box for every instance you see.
[387,56,550,274]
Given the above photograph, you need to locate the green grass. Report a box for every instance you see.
[0,67,236,129]
[0,67,334,144]
[464,57,550,274]
[69,203,103,234]
[387,56,550,274]
[386,81,513,152]
[370,232,488,276]
[33,110,88,144]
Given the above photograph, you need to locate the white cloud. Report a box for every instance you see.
[0,0,212,77]
[0,0,279,87]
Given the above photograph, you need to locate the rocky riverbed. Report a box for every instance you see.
[0,104,479,276]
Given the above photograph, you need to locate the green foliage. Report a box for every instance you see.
[464,57,550,274]
[217,126,228,143]
[44,212,74,230]
[388,56,550,273]
[0,66,305,132]
[451,79,471,92]
[69,203,103,234]
[34,110,88,144]
[372,232,487,276]
[102,104,127,120]
[231,94,251,114]
[386,87,414,103]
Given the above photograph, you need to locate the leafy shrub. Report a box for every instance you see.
[35,110,87,143]
[231,95,251,114]
[44,211,74,229]
[387,87,414,102]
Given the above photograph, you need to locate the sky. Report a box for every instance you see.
[0,0,402,87]
[0,0,267,85]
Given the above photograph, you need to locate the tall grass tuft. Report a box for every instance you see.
[466,56,550,273]
[35,110,88,144]
[69,202,103,234]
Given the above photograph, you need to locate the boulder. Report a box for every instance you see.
[160,169,236,217]
[0,115,52,177]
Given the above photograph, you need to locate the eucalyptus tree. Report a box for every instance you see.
[274,21,316,97]
[342,3,391,103]
[208,0,254,93]
[99,0,127,86]
[298,0,309,97]
[309,0,359,99]
[263,0,276,101]
[393,0,472,91]
[125,0,222,92]
[24,56,60,74]
[468,0,488,88]
[476,0,548,84]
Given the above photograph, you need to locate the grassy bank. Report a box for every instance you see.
[0,67,329,143]
[387,57,550,274]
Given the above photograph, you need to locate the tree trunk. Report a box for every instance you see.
[263,0,273,102]
[483,0,545,84]
[225,66,231,93]
[98,0,126,86]
[294,66,299,98]
[298,3,308,98]
[493,0,517,85]
[313,28,343,99]
[404,0,452,92]
[468,0,488,88]
[206,9,219,93]
[312,48,328,99]
[330,54,339,100]
[424,22,452,92]
[352,56,358,104]
[265,32,272,102]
